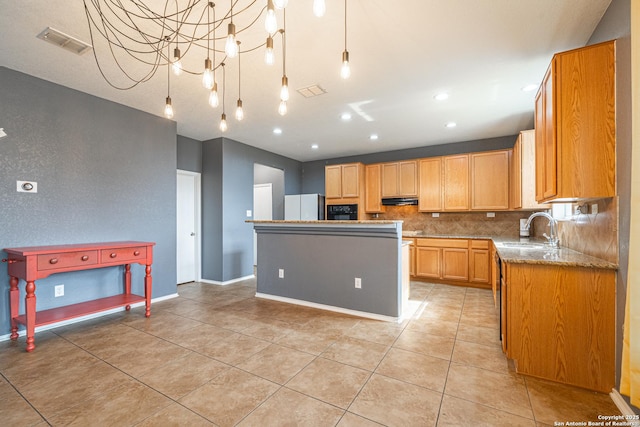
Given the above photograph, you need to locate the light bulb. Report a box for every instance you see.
[235,99,244,121]
[219,113,228,132]
[278,100,287,116]
[209,83,219,108]
[164,96,174,119]
[313,0,326,17]
[225,23,238,58]
[202,59,213,89]
[265,48,274,65]
[274,0,287,9]
[280,76,289,101]
[172,48,182,76]
[265,1,278,34]
[341,51,351,79]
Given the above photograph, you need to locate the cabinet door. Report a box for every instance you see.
[341,164,360,198]
[442,248,469,281]
[398,161,418,196]
[325,165,343,199]
[365,164,384,213]
[415,247,440,278]
[511,137,522,210]
[519,130,546,209]
[381,163,399,197]
[470,150,510,210]
[470,249,490,284]
[418,158,442,211]
[534,87,546,203]
[409,242,415,277]
[443,155,469,211]
[542,66,557,200]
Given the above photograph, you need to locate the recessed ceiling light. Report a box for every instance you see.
[311,144,319,149]
[434,93,449,101]
[369,134,379,141]
[340,112,352,121]
[445,122,457,128]
[521,84,538,92]
[273,127,282,134]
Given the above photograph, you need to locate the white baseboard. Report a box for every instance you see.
[199,274,255,286]
[0,293,179,342]
[610,388,638,416]
[255,292,401,323]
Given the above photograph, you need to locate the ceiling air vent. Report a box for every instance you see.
[297,84,327,98]
[37,27,93,55]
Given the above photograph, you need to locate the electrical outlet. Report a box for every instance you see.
[355,277,362,289]
[486,212,495,218]
[432,213,440,218]
[54,284,64,297]
[591,204,598,215]
[278,268,284,278]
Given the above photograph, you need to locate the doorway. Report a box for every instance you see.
[253,183,272,265]
[176,170,201,284]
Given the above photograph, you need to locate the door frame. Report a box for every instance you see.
[177,169,202,283]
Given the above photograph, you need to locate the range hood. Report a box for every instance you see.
[381,197,419,206]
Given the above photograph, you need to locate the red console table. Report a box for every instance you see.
[3,241,155,352]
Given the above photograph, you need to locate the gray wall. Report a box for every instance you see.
[301,135,518,194]
[587,0,634,407]
[0,67,177,335]
[254,164,285,220]
[201,137,302,282]
[177,135,203,173]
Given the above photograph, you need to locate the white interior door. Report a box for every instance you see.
[177,171,201,284]
[253,183,273,265]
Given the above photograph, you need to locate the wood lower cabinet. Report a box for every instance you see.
[408,239,416,277]
[414,238,490,287]
[503,262,615,392]
[535,40,616,202]
[470,150,510,210]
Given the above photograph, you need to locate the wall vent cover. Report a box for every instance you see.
[297,84,327,98]
[37,27,93,55]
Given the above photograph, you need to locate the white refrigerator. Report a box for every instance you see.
[284,194,325,220]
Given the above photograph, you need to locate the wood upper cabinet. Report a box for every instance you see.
[504,262,615,392]
[470,150,510,210]
[364,164,384,213]
[325,163,363,199]
[534,40,616,202]
[418,157,443,212]
[443,154,469,211]
[381,161,418,197]
[512,130,546,210]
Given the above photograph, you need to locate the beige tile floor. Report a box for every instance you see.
[0,279,621,426]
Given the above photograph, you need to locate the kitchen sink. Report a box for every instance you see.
[497,242,550,249]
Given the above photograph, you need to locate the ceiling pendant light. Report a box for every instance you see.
[209,4,219,107]
[202,3,214,89]
[164,42,174,119]
[172,47,182,76]
[225,0,238,58]
[278,100,287,116]
[265,35,275,65]
[273,0,288,9]
[341,0,350,79]
[265,0,278,34]
[280,76,289,101]
[209,82,219,107]
[220,62,228,131]
[313,0,326,17]
[279,12,289,114]
[236,41,244,121]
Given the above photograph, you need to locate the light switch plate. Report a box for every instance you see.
[17,181,38,193]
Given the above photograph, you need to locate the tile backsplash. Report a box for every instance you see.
[367,206,533,238]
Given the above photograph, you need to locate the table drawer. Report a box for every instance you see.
[37,251,99,271]
[101,246,147,263]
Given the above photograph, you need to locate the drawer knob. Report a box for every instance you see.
[81,255,89,261]
[133,251,140,256]
[49,258,58,265]
[110,253,117,258]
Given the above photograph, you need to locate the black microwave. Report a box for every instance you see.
[327,204,358,220]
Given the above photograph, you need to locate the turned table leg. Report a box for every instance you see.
[24,280,36,352]
[9,276,19,340]
[144,264,152,318]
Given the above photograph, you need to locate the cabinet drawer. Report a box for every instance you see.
[470,240,489,249]
[416,238,468,248]
[101,247,147,263]
[37,251,98,271]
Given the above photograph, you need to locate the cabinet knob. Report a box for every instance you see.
[110,253,117,258]
[49,258,58,265]
[133,251,140,256]
[81,255,89,261]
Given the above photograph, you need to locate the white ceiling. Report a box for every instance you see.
[0,0,612,162]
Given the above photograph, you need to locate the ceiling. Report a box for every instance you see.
[0,0,612,162]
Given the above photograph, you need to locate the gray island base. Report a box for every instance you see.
[249,220,409,322]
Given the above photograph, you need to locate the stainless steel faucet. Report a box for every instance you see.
[524,212,560,248]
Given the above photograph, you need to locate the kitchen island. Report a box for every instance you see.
[249,220,408,322]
